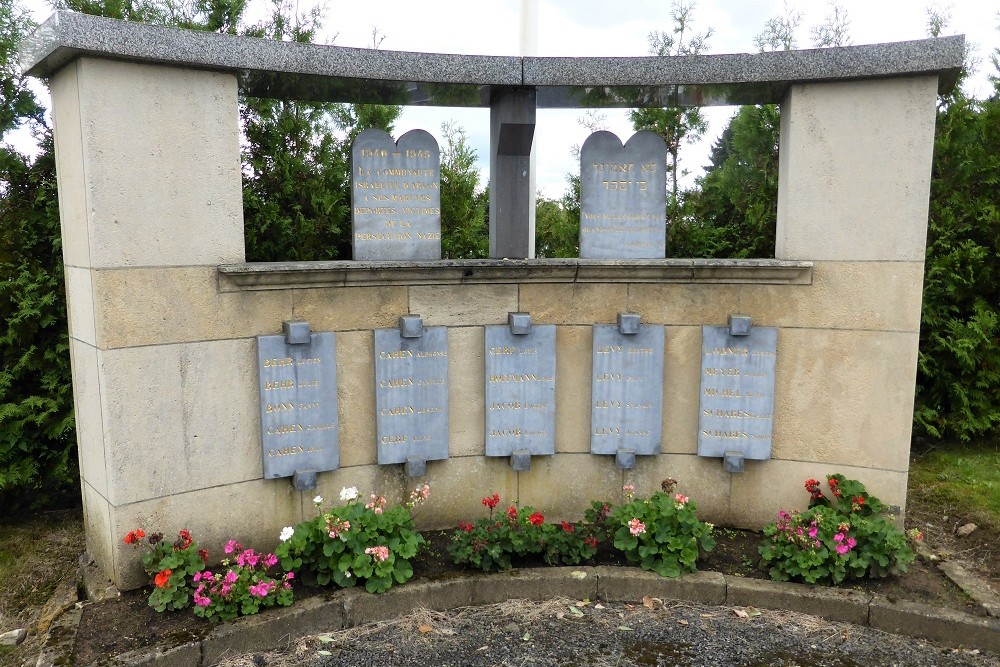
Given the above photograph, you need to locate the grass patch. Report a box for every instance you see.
[909,440,1000,529]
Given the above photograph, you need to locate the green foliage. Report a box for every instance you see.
[276,489,426,594]
[439,121,488,258]
[759,475,916,585]
[124,529,208,612]
[608,491,715,577]
[915,76,1000,441]
[909,443,1000,527]
[0,0,75,509]
[192,541,294,623]
[448,493,600,571]
[534,176,580,258]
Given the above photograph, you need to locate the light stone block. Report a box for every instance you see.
[92,266,294,349]
[81,480,114,587]
[50,61,90,270]
[293,285,408,332]
[555,326,591,454]
[771,328,918,471]
[627,283,743,327]
[447,327,485,457]
[518,283,627,325]
[727,460,908,528]
[744,261,925,333]
[335,330,377,467]
[776,77,938,262]
[626,453,733,526]
[99,340,263,506]
[413,456,518,530]
[517,453,623,522]
[73,58,244,268]
[662,326,701,455]
[65,265,96,345]
[409,284,517,326]
[69,338,106,497]
[110,478,301,589]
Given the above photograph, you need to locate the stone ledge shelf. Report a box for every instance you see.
[217,258,813,291]
[21,12,963,107]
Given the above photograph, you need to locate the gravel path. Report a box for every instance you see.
[219,598,998,667]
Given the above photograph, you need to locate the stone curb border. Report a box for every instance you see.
[36,566,1000,666]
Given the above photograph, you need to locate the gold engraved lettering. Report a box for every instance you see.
[263,357,294,368]
[296,357,321,365]
[380,406,415,416]
[704,367,741,376]
[379,378,414,388]
[704,347,749,356]
[488,429,522,437]
[489,402,522,410]
[266,424,303,436]
[379,350,413,359]
[701,430,749,439]
[264,380,295,391]
[266,445,305,457]
[593,427,621,435]
[265,402,295,413]
[594,400,622,408]
[627,347,653,354]
[595,345,622,354]
[625,402,653,409]
[595,373,622,381]
[298,380,319,388]
[415,351,447,358]
[489,346,515,355]
[380,434,407,444]
[298,402,321,410]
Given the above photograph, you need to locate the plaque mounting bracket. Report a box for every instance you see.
[723,451,745,473]
[399,314,424,339]
[617,312,641,335]
[728,314,752,337]
[292,468,317,490]
[510,449,532,471]
[508,312,532,335]
[283,319,311,345]
[405,456,427,477]
[615,449,636,469]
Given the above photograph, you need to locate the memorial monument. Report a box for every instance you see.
[19,12,962,587]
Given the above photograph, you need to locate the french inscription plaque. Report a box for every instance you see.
[579,130,667,259]
[257,332,339,478]
[697,326,778,459]
[351,128,441,261]
[590,324,665,456]
[374,327,449,464]
[484,326,556,457]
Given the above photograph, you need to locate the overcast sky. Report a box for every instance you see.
[18,0,1000,197]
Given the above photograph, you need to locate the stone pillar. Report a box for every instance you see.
[489,87,536,258]
[50,57,268,587]
[766,76,939,514]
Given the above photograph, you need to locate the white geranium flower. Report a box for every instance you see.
[313,495,324,505]
[279,526,294,542]
[340,486,359,501]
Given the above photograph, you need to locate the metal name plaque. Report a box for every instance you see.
[579,130,667,259]
[351,128,441,260]
[697,326,778,459]
[374,327,449,464]
[590,325,665,456]
[257,332,339,478]
[484,326,556,456]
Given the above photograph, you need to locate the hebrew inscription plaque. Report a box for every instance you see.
[579,130,667,259]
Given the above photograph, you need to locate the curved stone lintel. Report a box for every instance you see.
[21,12,964,107]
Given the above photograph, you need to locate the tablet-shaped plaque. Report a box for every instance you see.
[484,326,556,456]
[697,326,777,459]
[590,324,665,455]
[579,130,667,259]
[351,128,441,260]
[374,327,449,464]
[257,332,339,478]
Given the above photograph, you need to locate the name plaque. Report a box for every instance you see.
[351,128,441,261]
[579,130,667,259]
[374,327,449,464]
[484,325,556,456]
[590,324,665,456]
[257,332,339,478]
[697,326,778,459]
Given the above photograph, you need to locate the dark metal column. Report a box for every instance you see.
[489,87,536,258]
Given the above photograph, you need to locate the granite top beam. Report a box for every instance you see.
[21,12,963,108]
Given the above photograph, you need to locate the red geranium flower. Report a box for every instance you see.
[154,569,172,588]
[584,536,599,548]
[528,512,544,526]
[482,493,500,509]
[197,548,209,564]
[177,529,193,549]
[560,521,574,533]
[123,529,145,545]
[459,522,474,533]
[507,506,518,520]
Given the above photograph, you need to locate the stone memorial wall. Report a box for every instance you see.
[351,129,442,260]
